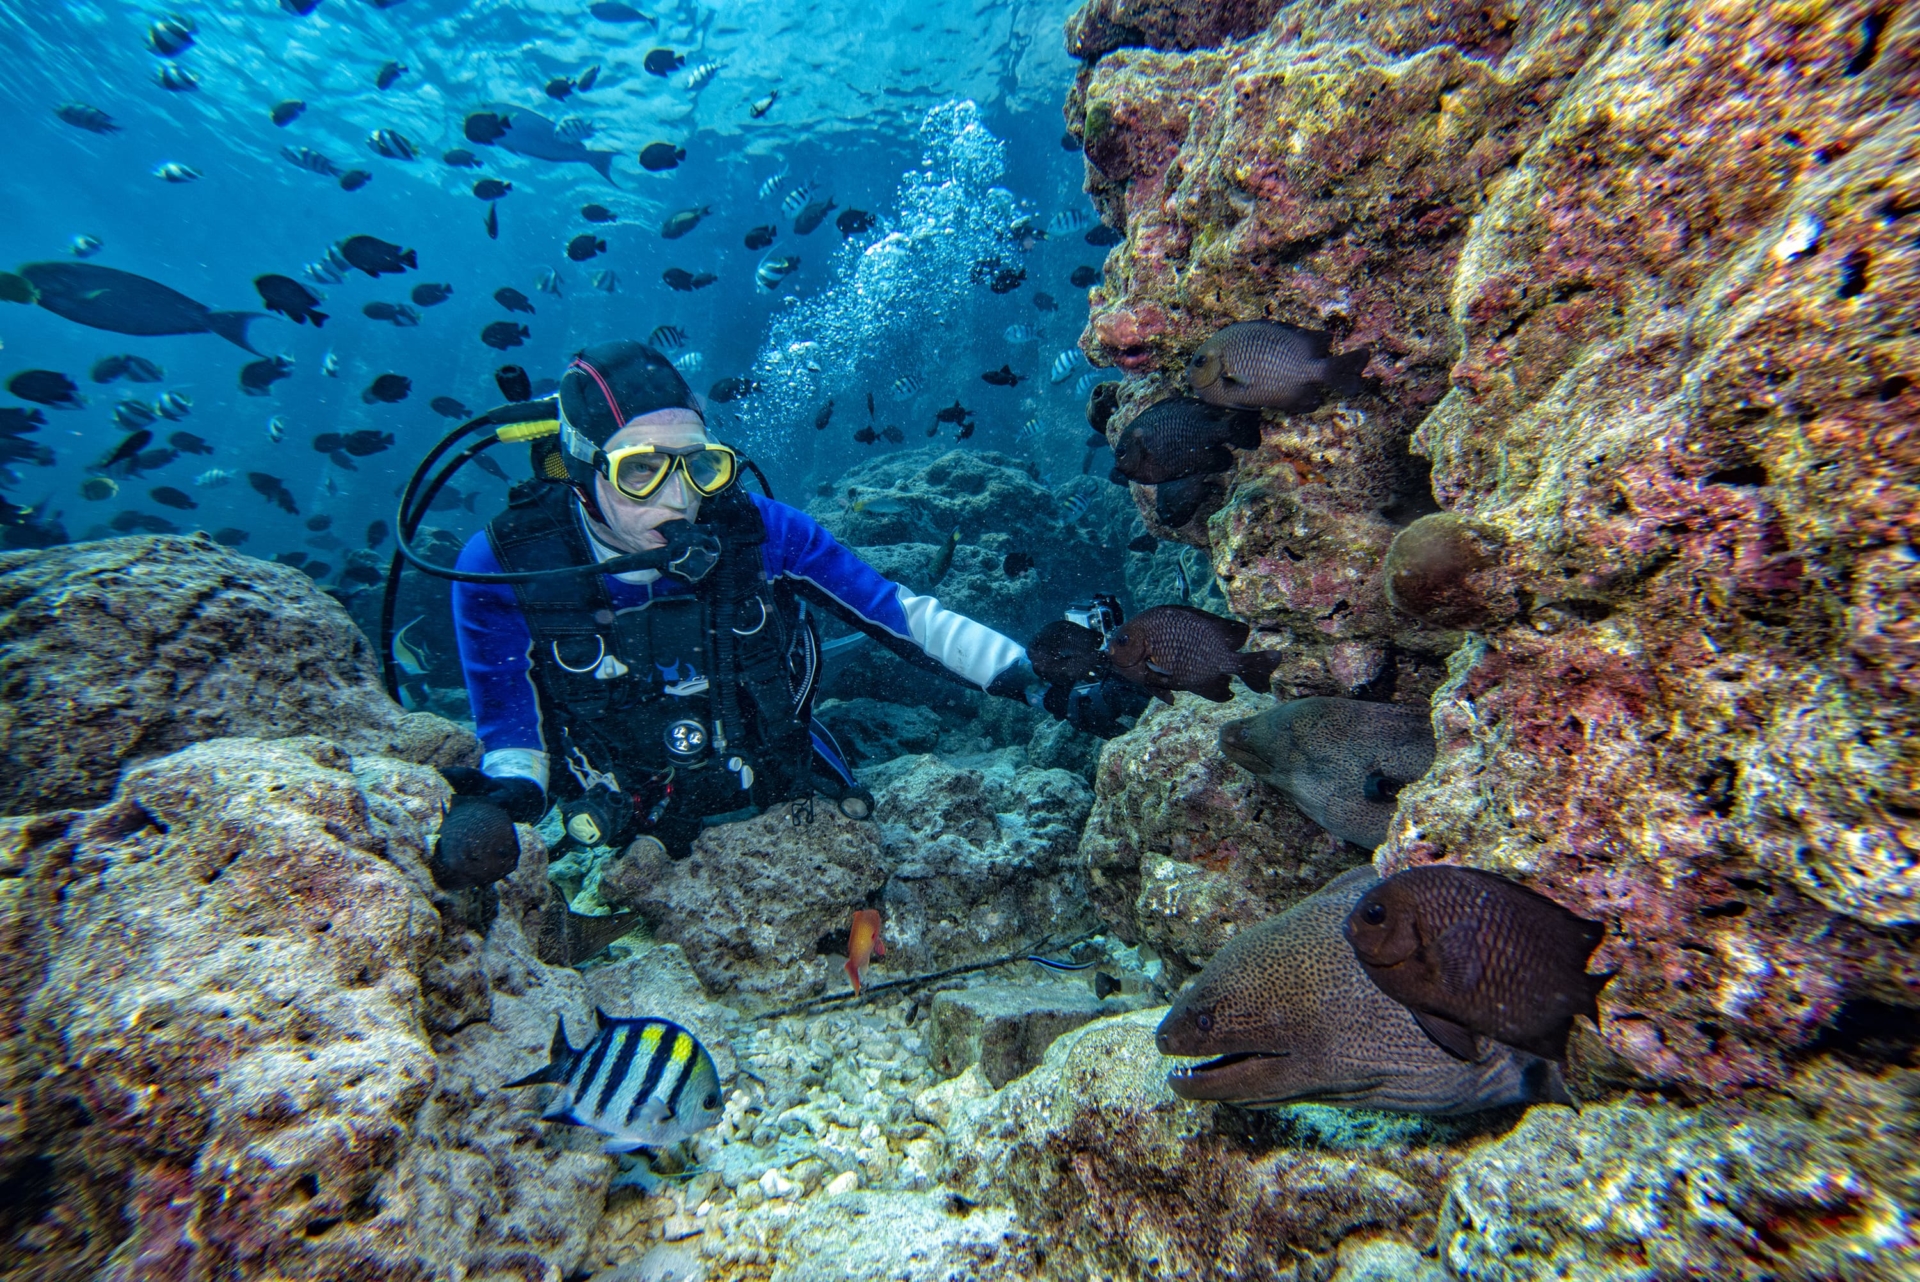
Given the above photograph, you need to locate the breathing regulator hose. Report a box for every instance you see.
[378,398,724,700]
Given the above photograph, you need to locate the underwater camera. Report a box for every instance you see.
[1065,593,1123,643]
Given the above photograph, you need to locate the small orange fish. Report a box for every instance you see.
[845,908,885,994]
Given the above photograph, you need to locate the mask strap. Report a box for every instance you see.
[569,357,627,433]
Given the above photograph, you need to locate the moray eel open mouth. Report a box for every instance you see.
[1165,1051,1289,1102]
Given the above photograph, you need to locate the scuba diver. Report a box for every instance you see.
[427,339,1049,886]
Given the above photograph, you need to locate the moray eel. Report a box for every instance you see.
[1218,697,1436,850]
[1156,868,1565,1115]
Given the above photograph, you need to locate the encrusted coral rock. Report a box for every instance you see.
[1069,0,1920,1096]
[939,1009,1917,1282]
[1440,1085,1918,1281]
[626,753,1096,1002]
[943,1009,1466,1280]
[1078,690,1372,971]
[1385,1,1920,1092]
[0,736,606,1281]
[1066,0,1287,61]
[0,535,477,813]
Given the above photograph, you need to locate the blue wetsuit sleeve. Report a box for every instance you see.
[754,495,1024,689]
[451,531,547,762]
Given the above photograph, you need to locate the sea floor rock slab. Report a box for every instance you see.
[766,1189,1037,1282]
[941,1008,1477,1280]
[0,535,477,813]
[866,752,1100,975]
[926,975,1148,1087]
[1440,1089,1918,1282]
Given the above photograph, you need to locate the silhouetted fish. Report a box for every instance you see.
[1112,397,1260,485]
[363,373,412,403]
[640,142,685,172]
[482,321,529,350]
[19,262,263,352]
[337,235,417,278]
[1345,866,1612,1062]
[1157,868,1565,1113]
[659,206,710,239]
[1219,698,1435,850]
[494,287,536,314]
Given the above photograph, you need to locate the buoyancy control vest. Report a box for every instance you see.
[485,477,819,831]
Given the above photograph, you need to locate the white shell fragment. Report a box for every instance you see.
[1772,212,1823,262]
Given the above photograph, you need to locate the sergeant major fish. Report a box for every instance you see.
[1049,348,1089,384]
[505,1012,724,1153]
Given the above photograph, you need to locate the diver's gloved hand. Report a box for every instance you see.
[431,794,525,890]
[986,657,1047,706]
[1061,678,1153,738]
[655,519,722,584]
[440,766,547,824]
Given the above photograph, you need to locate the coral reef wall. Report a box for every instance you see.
[1069,0,1919,1096]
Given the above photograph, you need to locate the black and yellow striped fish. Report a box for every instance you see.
[505,1011,722,1153]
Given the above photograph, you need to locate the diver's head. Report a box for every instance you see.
[558,340,737,554]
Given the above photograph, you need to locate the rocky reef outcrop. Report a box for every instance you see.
[0,735,609,1281]
[937,1008,1920,1282]
[0,535,477,814]
[1065,0,1920,1100]
[615,750,1097,1004]
[1078,689,1368,973]
[806,445,1138,649]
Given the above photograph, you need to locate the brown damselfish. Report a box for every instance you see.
[1104,604,1280,703]
[1157,868,1564,1114]
[1344,865,1612,1062]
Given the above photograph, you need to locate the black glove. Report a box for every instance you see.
[440,767,547,824]
[1058,678,1152,739]
[986,657,1046,704]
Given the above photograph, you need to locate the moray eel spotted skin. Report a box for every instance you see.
[1219,697,1436,850]
[1156,868,1565,1115]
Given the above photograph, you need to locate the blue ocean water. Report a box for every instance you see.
[0,0,1099,555]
